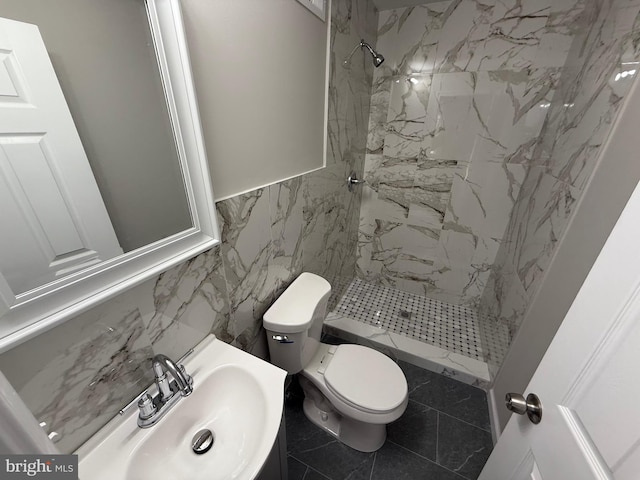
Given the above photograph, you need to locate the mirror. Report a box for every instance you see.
[0,0,219,352]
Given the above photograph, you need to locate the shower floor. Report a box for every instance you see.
[336,278,483,359]
[325,278,502,386]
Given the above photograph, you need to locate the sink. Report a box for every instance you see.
[76,335,286,480]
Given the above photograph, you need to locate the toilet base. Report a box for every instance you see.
[299,377,387,452]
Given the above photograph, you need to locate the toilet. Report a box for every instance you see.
[263,272,408,452]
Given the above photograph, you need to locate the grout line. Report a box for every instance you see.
[435,411,440,465]
[387,440,469,480]
[407,398,492,433]
[369,452,377,480]
[436,409,493,434]
[301,462,332,480]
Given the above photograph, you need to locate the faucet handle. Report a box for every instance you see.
[179,364,193,386]
[137,393,156,420]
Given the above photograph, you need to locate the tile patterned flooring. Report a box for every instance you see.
[335,278,509,363]
[286,335,494,480]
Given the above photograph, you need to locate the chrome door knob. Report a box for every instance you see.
[505,392,543,424]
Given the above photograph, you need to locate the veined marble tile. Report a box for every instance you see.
[327,55,350,166]
[546,37,640,187]
[327,114,350,166]
[217,189,274,353]
[367,221,430,266]
[477,313,511,379]
[383,75,431,159]
[479,259,528,366]
[422,72,477,162]
[302,170,328,276]
[505,168,580,297]
[266,177,305,312]
[558,3,640,132]
[432,0,551,73]
[444,162,526,241]
[363,157,416,222]
[367,75,392,154]
[428,264,490,307]
[534,0,587,68]
[376,183,412,221]
[366,155,417,191]
[358,218,440,285]
[0,300,154,453]
[436,229,476,270]
[423,70,556,164]
[324,312,491,387]
[477,0,640,379]
[144,246,232,357]
[498,268,528,341]
[546,88,616,190]
[407,159,460,228]
[376,4,450,75]
[269,177,304,265]
[329,0,378,167]
[350,89,374,160]
[324,211,352,286]
[459,269,491,307]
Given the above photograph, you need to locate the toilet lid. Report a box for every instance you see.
[324,344,407,413]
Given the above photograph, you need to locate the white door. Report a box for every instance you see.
[480,136,640,476]
[0,18,122,297]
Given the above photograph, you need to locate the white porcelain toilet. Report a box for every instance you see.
[263,272,408,452]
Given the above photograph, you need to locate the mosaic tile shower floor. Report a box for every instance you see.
[334,278,509,363]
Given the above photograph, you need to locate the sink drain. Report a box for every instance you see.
[192,429,214,454]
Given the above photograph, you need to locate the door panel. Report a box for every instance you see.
[0,17,121,297]
[573,312,640,467]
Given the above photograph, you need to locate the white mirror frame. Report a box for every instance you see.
[0,0,219,353]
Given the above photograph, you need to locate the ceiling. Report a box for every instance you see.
[373,0,445,11]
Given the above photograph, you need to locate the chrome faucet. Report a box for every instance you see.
[136,353,194,428]
[153,354,193,398]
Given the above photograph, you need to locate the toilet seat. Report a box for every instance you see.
[324,344,407,414]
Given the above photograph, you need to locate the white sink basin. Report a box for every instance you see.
[76,335,286,480]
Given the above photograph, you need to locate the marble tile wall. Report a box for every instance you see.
[478,0,640,376]
[357,0,586,307]
[0,0,378,454]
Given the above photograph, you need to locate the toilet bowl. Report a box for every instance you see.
[263,272,408,452]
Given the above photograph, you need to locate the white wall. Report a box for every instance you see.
[181,0,328,200]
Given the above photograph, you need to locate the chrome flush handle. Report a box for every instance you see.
[272,335,294,344]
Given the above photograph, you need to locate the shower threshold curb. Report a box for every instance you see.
[324,312,491,390]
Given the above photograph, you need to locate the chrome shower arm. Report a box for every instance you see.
[343,39,384,68]
[360,41,376,57]
[343,41,364,64]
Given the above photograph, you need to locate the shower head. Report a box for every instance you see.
[343,39,385,68]
[360,40,385,68]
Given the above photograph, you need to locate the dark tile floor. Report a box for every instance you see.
[285,336,494,480]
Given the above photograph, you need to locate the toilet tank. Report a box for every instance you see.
[263,273,332,373]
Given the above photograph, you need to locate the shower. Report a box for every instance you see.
[343,39,384,68]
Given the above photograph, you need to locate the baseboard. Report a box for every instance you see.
[487,387,502,445]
